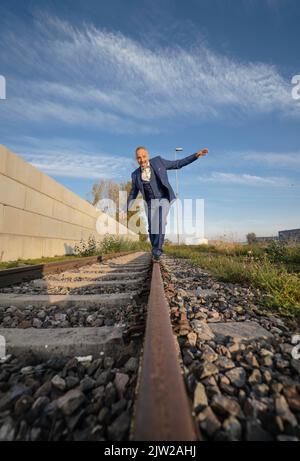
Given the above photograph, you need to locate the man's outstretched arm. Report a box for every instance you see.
[160,148,208,170]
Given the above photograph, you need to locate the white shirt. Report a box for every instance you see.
[141,162,151,182]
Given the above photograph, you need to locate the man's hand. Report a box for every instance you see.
[195,148,209,158]
[119,210,127,221]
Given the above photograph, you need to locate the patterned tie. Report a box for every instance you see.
[141,163,151,181]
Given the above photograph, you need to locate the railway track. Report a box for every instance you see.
[0,251,198,442]
[2,250,298,442]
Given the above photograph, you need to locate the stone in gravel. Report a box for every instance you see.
[0,418,15,441]
[259,348,273,357]
[32,318,42,328]
[193,383,208,411]
[34,381,51,398]
[275,357,289,370]
[86,315,95,325]
[248,369,262,385]
[253,384,269,397]
[104,356,115,369]
[283,386,300,412]
[207,312,221,322]
[275,395,298,428]
[87,358,103,376]
[243,398,269,418]
[246,420,273,441]
[124,357,138,373]
[65,376,80,390]
[66,409,85,432]
[80,377,96,392]
[31,396,50,416]
[51,375,66,391]
[14,395,34,415]
[37,311,46,320]
[219,375,230,386]
[209,322,273,343]
[104,383,117,407]
[196,407,221,437]
[225,367,246,388]
[98,407,110,424]
[279,343,293,356]
[96,370,111,386]
[244,352,259,368]
[56,389,85,416]
[211,394,244,419]
[271,383,283,393]
[187,332,197,347]
[201,376,217,387]
[92,386,105,401]
[223,416,242,440]
[201,345,218,362]
[215,356,235,370]
[190,321,214,341]
[33,279,47,289]
[107,411,130,441]
[196,288,218,299]
[291,359,300,375]
[200,362,219,379]
[183,350,194,366]
[261,356,273,367]
[233,306,244,315]
[111,398,127,418]
[54,313,67,322]
[219,381,236,396]
[0,384,30,412]
[115,373,129,398]
[21,366,34,375]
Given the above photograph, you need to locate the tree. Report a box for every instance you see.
[246,232,257,244]
[87,179,148,241]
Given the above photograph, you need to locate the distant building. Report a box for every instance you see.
[255,236,278,243]
[278,228,300,243]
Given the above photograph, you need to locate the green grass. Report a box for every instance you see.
[164,244,300,320]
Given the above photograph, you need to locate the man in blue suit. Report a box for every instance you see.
[126,146,208,261]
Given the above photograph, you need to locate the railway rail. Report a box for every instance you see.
[1,250,299,442]
[0,251,198,441]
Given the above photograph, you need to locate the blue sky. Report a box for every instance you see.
[0,0,299,241]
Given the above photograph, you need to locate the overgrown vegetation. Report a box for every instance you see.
[0,236,150,270]
[164,240,300,320]
[74,235,149,256]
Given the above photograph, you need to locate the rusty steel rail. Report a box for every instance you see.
[0,250,139,288]
[133,262,200,441]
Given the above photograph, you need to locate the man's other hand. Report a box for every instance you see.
[119,210,127,221]
[196,148,209,158]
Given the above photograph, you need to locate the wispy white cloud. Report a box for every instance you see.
[0,12,298,134]
[198,171,291,186]
[6,137,135,179]
[241,151,300,168]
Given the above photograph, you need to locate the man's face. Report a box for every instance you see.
[136,149,149,168]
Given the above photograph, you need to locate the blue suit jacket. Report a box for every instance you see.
[127,153,198,211]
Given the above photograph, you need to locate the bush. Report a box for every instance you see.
[73,234,150,257]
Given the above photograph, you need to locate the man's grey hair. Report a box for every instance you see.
[135,146,148,155]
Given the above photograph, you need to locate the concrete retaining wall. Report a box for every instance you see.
[0,145,137,262]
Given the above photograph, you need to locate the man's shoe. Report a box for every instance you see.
[152,254,161,263]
